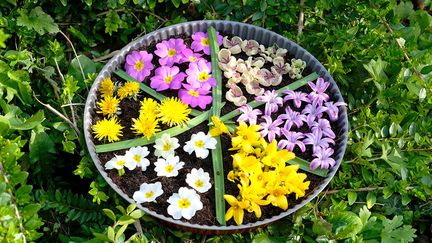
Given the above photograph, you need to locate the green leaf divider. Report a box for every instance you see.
[219,72,319,123]
[114,70,201,117]
[94,111,210,153]
[289,157,328,177]
[208,26,226,225]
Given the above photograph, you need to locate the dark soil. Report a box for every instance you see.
[91,33,343,226]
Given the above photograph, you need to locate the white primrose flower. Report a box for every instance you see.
[183,132,217,159]
[167,187,203,220]
[105,155,135,170]
[124,146,150,171]
[154,155,185,177]
[186,168,212,193]
[154,133,180,158]
[133,182,163,203]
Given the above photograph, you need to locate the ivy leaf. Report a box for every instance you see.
[327,211,363,240]
[29,130,56,164]
[381,216,416,243]
[17,7,59,35]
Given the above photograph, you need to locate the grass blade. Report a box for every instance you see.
[220,72,319,122]
[208,26,226,225]
[289,156,328,177]
[95,111,210,153]
[114,70,201,117]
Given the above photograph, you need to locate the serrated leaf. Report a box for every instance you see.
[381,216,416,243]
[103,209,116,221]
[0,29,10,48]
[347,191,357,205]
[104,10,122,35]
[16,7,59,35]
[366,192,376,209]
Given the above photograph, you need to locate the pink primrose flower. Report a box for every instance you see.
[154,38,187,66]
[191,32,223,55]
[178,84,212,109]
[150,66,186,91]
[124,51,154,82]
[186,60,216,90]
[181,48,204,63]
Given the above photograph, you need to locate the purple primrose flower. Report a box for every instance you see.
[278,129,306,152]
[186,59,216,90]
[312,119,335,139]
[181,48,203,63]
[308,77,330,105]
[191,32,223,55]
[255,90,283,116]
[150,66,186,91]
[178,84,212,109]
[325,101,346,121]
[302,101,327,127]
[283,90,310,108]
[259,116,284,142]
[277,107,307,131]
[310,147,336,170]
[154,38,187,66]
[124,51,154,82]
[303,129,335,153]
[237,104,262,125]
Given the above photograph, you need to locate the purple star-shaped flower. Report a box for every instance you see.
[278,107,307,131]
[237,104,262,125]
[278,128,306,152]
[311,119,335,139]
[308,77,330,105]
[259,115,284,142]
[303,129,334,153]
[282,90,310,108]
[310,147,336,170]
[255,90,283,116]
[324,101,346,121]
[302,101,327,127]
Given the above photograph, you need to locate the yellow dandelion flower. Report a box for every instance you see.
[132,115,160,139]
[96,96,120,117]
[139,98,159,118]
[117,81,140,100]
[100,77,114,98]
[92,117,123,142]
[157,97,191,127]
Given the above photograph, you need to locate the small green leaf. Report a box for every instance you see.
[103,209,116,221]
[127,203,137,214]
[118,215,135,225]
[107,226,115,241]
[347,191,357,205]
[9,110,45,130]
[115,224,128,240]
[420,65,432,74]
[366,192,376,209]
[130,209,144,219]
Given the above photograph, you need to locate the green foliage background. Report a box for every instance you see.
[0,0,431,242]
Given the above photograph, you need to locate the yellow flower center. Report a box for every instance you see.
[189,57,198,62]
[163,143,171,151]
[133,154,141,163]
[178,198,191,209]
[201,37,209,46]
[145,191,154,198]
[167,48,176,57]
[194,180,204,188]
[116,160,126,166]
[194,140,205,148]
[165,165,174,173]
[134,61,144,71]
[198,71,209,82]
[187,89,199,97]
[164,75,173,83]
